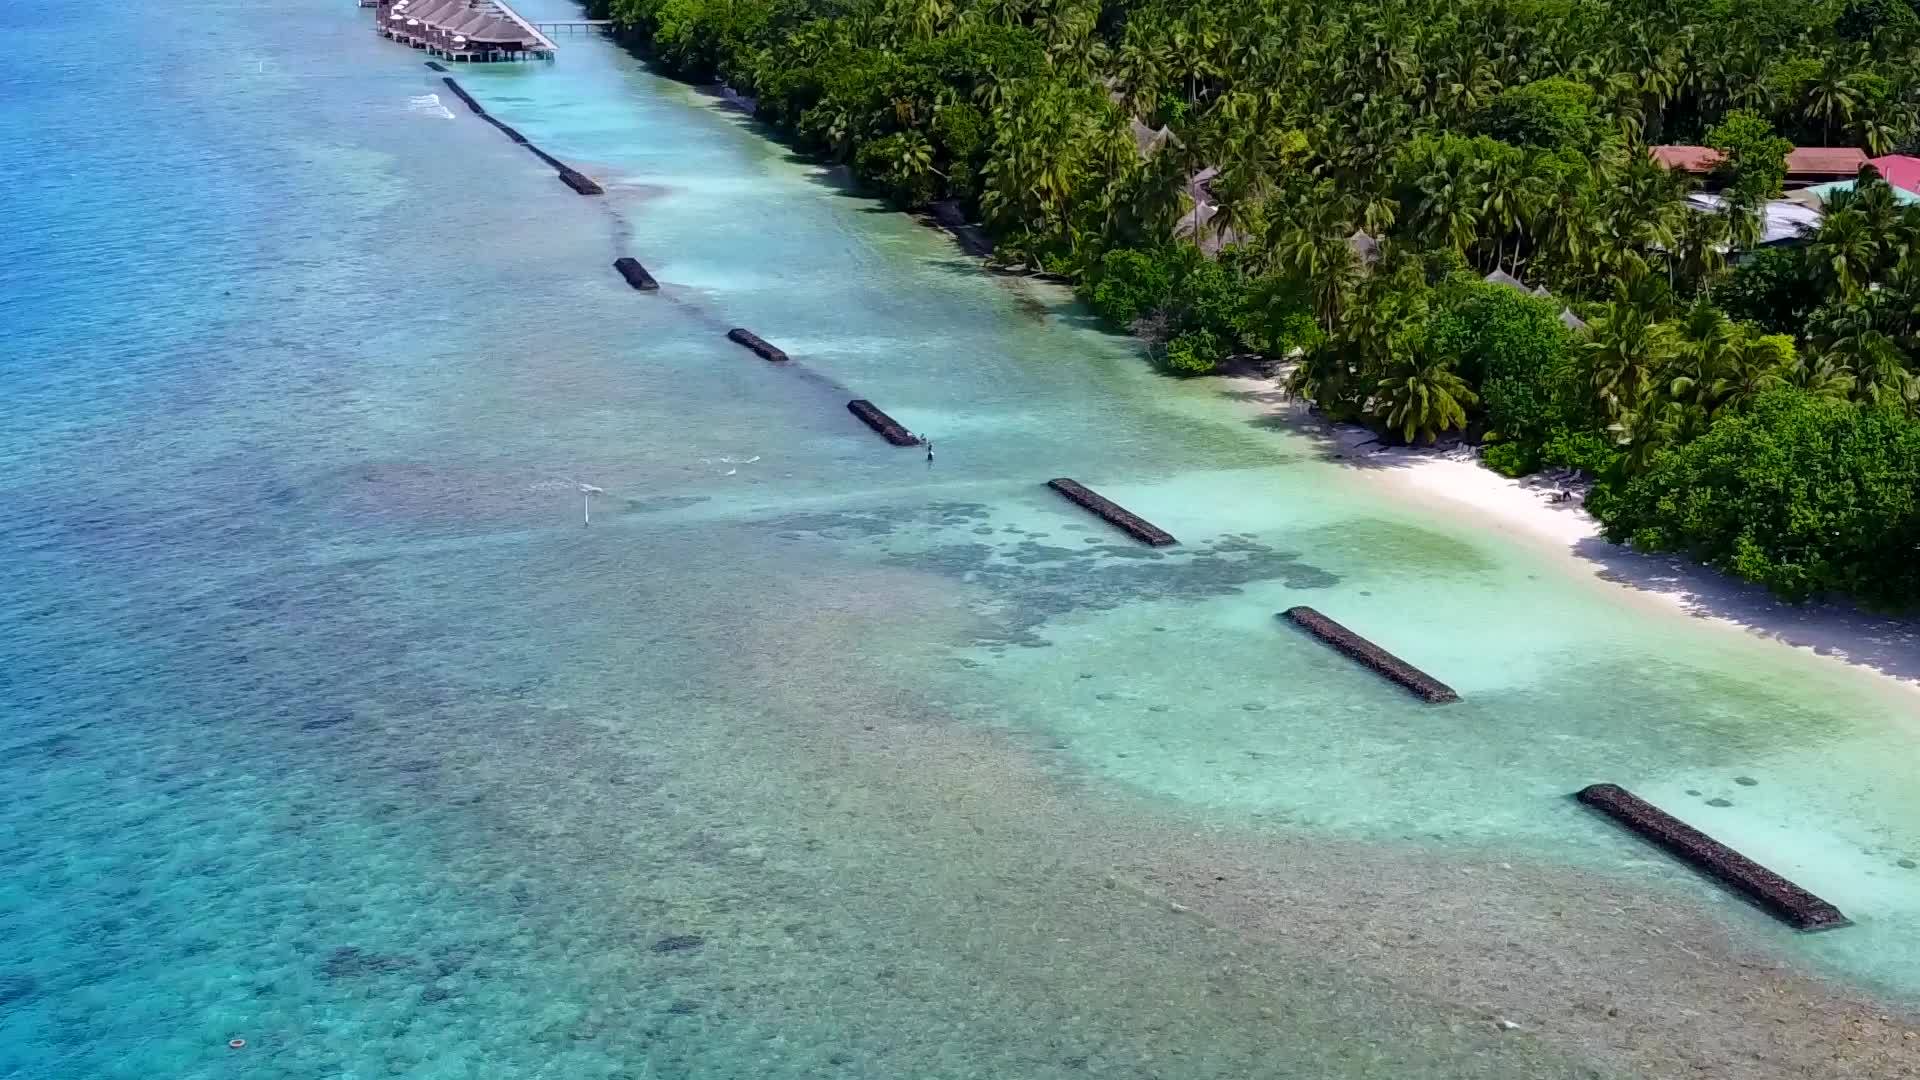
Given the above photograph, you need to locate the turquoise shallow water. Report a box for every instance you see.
[4,1,1920,1077]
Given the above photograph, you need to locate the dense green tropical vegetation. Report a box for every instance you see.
[589,0,1920,604]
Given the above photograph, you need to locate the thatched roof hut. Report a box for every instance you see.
[1129,118,1172,160]
[1482,268,1528,292]
[1346,230,1380,267]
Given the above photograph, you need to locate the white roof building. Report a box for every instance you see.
[1684,193,1822,246]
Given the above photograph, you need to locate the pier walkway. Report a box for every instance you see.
[534,20,614,34]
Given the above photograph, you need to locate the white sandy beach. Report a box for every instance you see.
[1221,374,1920,695]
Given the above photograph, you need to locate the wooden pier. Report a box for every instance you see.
[534,20,614,34]
[373,0,558,62]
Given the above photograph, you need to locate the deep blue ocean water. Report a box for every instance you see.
[5,1,1920,1077]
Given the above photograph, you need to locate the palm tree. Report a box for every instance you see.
[1432,51,1497,124]
[1375,357,1478,444]
[1307,238,1361,331]
[1785,353,1858,400]
[887,0,953,41]
[1204,166,1264,254]
[1808,210,1878,301]
[1416,164,1483,254]
[1806,57,1863,144]
[1112,41,1167,120]
[1662,300,1737,413]
[1715,327,1795,404]
[1817,301,1918,410]
[1479,152,1532,271]
[1850,177,1906,274]
[1583,301,1666,419]
[1290,340,1364,421]
[1721,193,1764,253]
[1672,205,1730,293]
[1608,394,1688,475]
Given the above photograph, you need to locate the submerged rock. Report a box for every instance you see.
[0,974,37,1007]
[651,934,704,954]
[322,946,415,979]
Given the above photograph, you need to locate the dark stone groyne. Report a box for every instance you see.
[441,76,486,115]
[441,76,604,196]
[1280,606,1458,703]
[556,167,606,196]
[485,117,530,145]
[614,257,659,292]
[1575,783,1851,932]
[425,61,448,72]
[1045,479,1176,546]
[727,328,788,362]
[846,400,919,446]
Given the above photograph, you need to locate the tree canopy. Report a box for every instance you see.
[589,0,1920,604]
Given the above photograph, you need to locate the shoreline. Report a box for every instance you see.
[615,30,1920,702]
[673,70,1920,701]
[1219,374,1920,696]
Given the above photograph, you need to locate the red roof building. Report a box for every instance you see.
[1785,147,1870,180]
[1650,145,1870,187]
[1869,154,1920,194]
[1650,145,1725,172]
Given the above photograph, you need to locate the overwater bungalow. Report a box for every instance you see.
[373,0,557,61]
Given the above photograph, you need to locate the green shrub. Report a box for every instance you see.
[1168,259,1246,342]
[1425,283,1575,446]
[932,103,986,166]
[1705,110,1792,202]
[853,133,938,208]
[1162,330,1226,375]
[1474,78,1599,151]
[1593,390,1920,605]
[1481,441,1541,476]
[1087,247,1178,326]
[1538,427,1619,475]
[1717,248,1820,334]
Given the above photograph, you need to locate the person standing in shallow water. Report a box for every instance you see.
[925,439,933,463]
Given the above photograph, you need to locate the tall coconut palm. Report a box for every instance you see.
[1805,57,1863,144]
[1808,210,1878,301]
[1709,330,1795,413]
[1582,301,1666,419]
[1817,301,1918,410]
[1416,164,1483,254]
[1375,356,1478,444]
[1608,394,1689,476]
[1662,300,1737,413]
